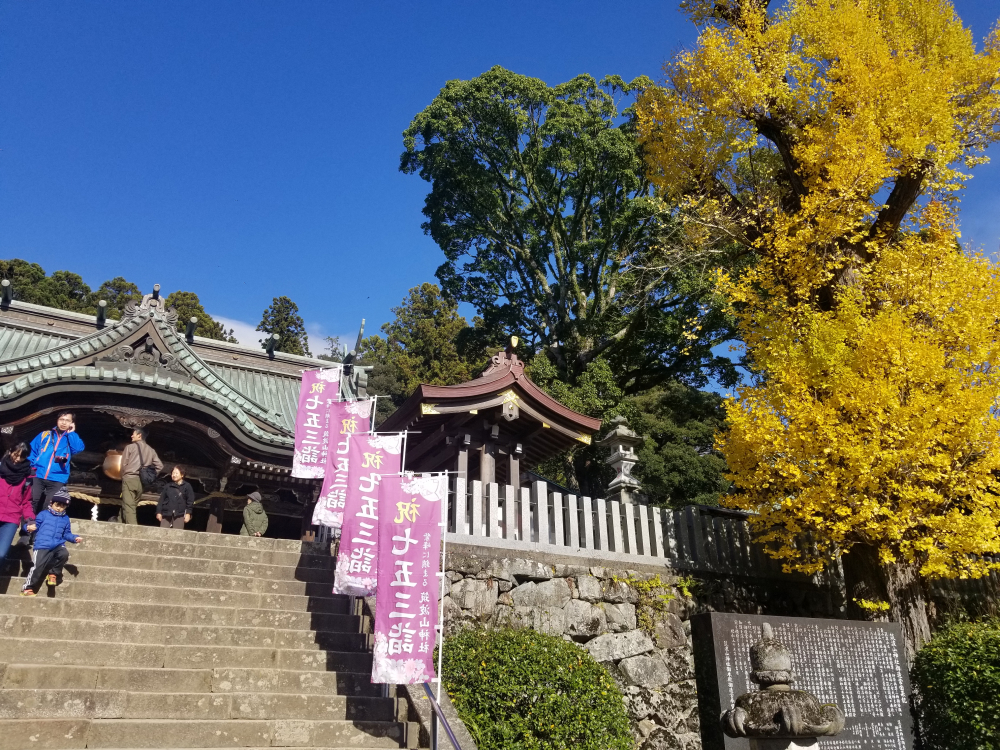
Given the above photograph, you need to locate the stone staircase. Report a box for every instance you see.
[0,519,421,750]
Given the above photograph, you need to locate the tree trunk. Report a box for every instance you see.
[841,544,932,664]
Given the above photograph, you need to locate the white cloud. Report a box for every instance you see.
[210,314,354,358]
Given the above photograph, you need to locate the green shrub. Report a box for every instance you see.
[441,627,633,750]
[912,620,1000,749]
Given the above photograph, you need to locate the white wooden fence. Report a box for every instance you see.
[445,478,794,579]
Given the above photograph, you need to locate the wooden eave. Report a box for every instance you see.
[378,357,601,469]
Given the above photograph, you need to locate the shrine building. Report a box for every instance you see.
[0,282,601,537]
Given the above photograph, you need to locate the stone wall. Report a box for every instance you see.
[441,542,842,750]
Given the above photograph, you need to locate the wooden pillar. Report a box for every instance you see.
[456,443,469,482]
[479,442,496,484]
[507,452,520,489]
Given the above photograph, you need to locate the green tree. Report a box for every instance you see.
[257,296,311,357]
[165,290,237,342]
[0,259,47,304]
[359,284,479,426]
[401,66,737,395]
[92,277,142,319]
[630,382,729,507]
[43,271,93,312]
[318,336,343,363]
[0,260,94,311]
[383,283,473,393]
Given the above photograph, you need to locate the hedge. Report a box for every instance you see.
[441,627,633,750]
[912,620,1000,749]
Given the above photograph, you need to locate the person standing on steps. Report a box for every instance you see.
[119,427,163,525]
[28,412,85,514]
[240,492,268,537]
[21,489,81,596]
[0,442,36,563]
[156,465,194,529]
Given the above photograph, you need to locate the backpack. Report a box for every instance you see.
[135,443,157,487]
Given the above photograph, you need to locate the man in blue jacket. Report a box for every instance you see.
[29,412,85,513]
[21,489,82,596]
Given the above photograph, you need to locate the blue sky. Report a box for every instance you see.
[2,1,998,353]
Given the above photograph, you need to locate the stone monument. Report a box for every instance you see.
[597,415,644,504]
[692,612,913,750]
[721,622,845,750]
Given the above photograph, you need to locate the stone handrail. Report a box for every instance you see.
[446,478,794,579]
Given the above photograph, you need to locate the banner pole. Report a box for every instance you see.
[435,472,449,705]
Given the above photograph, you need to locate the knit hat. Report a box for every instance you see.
[247,491,262,503]
[50,489,71,506]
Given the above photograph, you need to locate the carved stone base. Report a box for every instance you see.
[750,739,819,750]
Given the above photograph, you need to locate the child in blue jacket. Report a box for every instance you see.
[21,489,82,596]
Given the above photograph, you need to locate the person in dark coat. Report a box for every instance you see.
[0,442,36,563]
[21,489,81,595]
[156,465,194,529]
[240,492,268,537]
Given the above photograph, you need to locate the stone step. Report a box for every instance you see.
[0,638,374,673]
[2,550,333,582]
[70,520,327,556]
[2,666,383,697]
[0,594,363,632]
[0,718,409,749]
[0,615,370,651]
[0,690,399,721]
[0,577,346,614]
[3,561,336,598]
[5,534,333,569]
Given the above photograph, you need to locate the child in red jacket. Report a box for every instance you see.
[0,443,35,563]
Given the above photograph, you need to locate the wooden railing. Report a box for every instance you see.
[445,478,795,579]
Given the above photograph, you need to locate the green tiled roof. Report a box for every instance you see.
[0,325,75,361]
[0,309,315,447]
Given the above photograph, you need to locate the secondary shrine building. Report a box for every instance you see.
[0,284,601,537]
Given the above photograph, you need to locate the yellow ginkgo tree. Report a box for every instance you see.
[637,0,1000,656]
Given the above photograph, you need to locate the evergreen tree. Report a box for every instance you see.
[256,296,311,356]
[165,290,237,342]
[92,277,142,319]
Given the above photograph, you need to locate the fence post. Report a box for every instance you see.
[583,497,596,550]
[624,503,638,556]
[453,477,468,535]
[595,497,608,552]
[568,495,581,548]
[638,504,652,557]
[552,491,564,548]
[533,481,549,546]
[470,481,483,539]
[502,486,517,540]
[686,506,706,567]
[652,507,666,559]
[609,500,624,554]
[487,484,502,538]
[520,487,532,543]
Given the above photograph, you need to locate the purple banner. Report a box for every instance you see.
[332,433,404,595]
[291,367,342,478]
[311,399,374,528]
[371,473,446,685]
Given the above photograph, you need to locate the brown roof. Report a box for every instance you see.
[378,348,601,472]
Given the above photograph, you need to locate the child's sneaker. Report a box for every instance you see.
[20,589,35,597]
[46,574,57,587]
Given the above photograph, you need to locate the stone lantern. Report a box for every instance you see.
[722,623,845,749]
[597,415,644,505]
